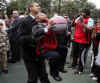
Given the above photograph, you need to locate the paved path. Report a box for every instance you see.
[0,60,97,83]
[0,47,97,83]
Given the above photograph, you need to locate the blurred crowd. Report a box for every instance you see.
[0,2,100,83]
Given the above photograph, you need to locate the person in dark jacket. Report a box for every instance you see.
[17,2,53,83]
[54,15,69,73]
[55,31,68,73]
[7,10,21,63]
[64,15,72,47]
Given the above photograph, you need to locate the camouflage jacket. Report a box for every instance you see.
[0,31,9,53]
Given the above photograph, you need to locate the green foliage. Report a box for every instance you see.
[7,0,100,18]
[7,0,52,16]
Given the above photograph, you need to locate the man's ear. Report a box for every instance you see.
[30,8,32,11]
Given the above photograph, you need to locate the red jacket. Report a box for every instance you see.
[36,30,58,56]
[73,16,91,44]
[93,27,100,46]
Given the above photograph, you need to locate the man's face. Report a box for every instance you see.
[12,11,18,18]
[82,12,86,18]
[30,3,41,14]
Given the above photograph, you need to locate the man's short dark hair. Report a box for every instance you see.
[28,2,39,13]
[82,8,90,16]
[28,3,34,13]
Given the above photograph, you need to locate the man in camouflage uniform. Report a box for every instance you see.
[0,21,9,74]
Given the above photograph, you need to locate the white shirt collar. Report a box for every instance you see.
[29,14,35,19]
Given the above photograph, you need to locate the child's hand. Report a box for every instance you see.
[47,20,55,29]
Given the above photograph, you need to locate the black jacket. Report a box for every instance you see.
[8,17,21,42]
[17,15,47,60]
[55,21,72,46]
[56,31,67,46]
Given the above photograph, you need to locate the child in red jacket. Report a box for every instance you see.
[35,13,63,81]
